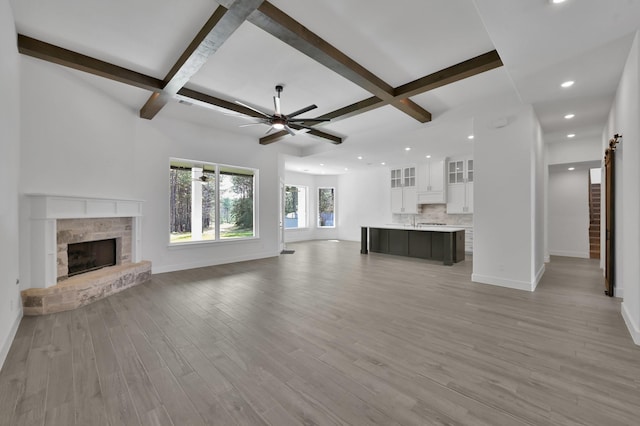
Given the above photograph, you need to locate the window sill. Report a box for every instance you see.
[285,227,310,231]
[168,236,260,248]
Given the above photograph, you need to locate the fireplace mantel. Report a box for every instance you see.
[26,194,144,288]
[27,194,143,219]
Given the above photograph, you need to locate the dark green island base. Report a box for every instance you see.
[361,226,465,265]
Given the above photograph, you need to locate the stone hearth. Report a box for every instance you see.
[22,261,151,315]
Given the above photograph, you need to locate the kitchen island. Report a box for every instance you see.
[360,225,465,265]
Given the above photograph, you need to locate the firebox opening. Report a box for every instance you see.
[68,238,117,277]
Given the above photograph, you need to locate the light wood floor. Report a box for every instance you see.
[1,240,639,425]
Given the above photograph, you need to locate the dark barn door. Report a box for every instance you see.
[604,135,620,297]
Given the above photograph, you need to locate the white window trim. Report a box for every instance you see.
[169,157,259,245]
[317,186,336,229]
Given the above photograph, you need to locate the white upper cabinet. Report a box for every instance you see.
[446,157,473,214]
[417,158,446,204]
[390,166,418,214]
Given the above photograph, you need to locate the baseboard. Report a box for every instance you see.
[544,255,550,263]
[548,250,590,259]
[615,287,624,298]
[532,264,546,292]
[0,309,23,370]
[621,302,640,346]
[152,250,280,274]
[471,273,536,292]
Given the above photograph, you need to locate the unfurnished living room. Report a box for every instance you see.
[2,1,640,425]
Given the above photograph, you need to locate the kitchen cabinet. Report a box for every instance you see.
[447,158,473,214]
[417,159,446,204]
[390,166,418,214]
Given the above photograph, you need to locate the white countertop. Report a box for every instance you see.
[365,224,466,232]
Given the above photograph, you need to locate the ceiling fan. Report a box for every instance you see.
[234,85,330,135]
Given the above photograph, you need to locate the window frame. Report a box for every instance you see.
[284,184,309,230]
[317,186,336,228]
[169,158,259,246]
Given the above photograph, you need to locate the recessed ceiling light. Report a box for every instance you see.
[567,134,576,138]
[564,113,575,119]
[425,155,431,159]
[551,0,566,4]
[381,162,386,166]
[405,147,411,151]
[319,163,324,166]
[568,167,575,171]
[344,168,349,171]
[467,135,474,140]
[561,80,574,88]
[357,156,363,160]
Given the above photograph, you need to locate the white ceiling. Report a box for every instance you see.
[10,0,640,175]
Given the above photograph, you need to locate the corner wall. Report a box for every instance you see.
[0,0,23,367]
[472,103,545,291]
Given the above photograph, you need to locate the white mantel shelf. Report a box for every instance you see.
[26,194,144,219]
[26,194,144,289]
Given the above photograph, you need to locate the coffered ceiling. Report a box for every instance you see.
[10,0,640,175]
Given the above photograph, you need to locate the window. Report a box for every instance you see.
[170,159,256,244]
[318,187,335,228]
[285,185,308,229]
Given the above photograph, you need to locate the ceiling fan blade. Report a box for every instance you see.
[292,123,315,131]
[235,100,271,118]
[287,104,317,118]
[284,125,296,136]
[239,122,266,127]
[288,117,331,122]
[265,126,275,135]
[225,111,254,119]
[274,96,281,116]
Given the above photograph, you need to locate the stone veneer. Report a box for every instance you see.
[57,217,132,281]
[21,261,151,315]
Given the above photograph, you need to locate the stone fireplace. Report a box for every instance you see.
[22,195,151,315]
[56,217,132,281]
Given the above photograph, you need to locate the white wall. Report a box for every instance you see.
[337,168,391,242]
[605,31,640,345]
[472,103,545,291]
[18,56,289,283]
[548,170,590,258]
[547,137,602,165]
[0,0,22,368]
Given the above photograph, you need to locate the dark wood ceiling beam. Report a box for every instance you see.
[247,1,432,123]
[17,34,163,92]
[177,87,264,118]
[261,51,502,144]
[140,0,265,119]
[394,50,503,98]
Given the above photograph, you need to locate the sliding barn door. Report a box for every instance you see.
[604,135,620,297]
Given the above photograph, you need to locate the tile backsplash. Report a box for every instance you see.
[393,204,473,226]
